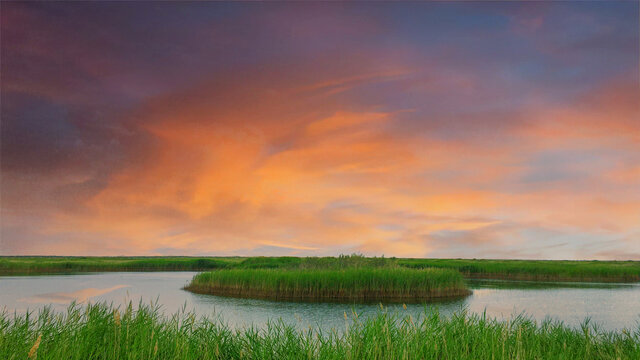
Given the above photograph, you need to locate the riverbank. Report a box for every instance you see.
[398,258,640,282]
[2,255,639,283]
[2,302,638,360]
[0,256,239,275]
[184,268,471,303]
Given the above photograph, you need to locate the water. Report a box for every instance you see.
[1,272,639,332]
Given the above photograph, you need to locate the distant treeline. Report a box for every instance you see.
[1,255,639,282]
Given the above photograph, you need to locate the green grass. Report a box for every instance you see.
[398,258,640,282]
[2,255,639,283]
[237,255,391,269]
[0,256,240,275]
[185,268,471,302]
[0,255,388,276]
[1,302,638,359]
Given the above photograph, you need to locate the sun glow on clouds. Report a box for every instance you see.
[1,2,639,258]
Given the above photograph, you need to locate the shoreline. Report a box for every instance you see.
[183,284,472,303]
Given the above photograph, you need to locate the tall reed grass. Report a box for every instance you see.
[2,255,639,283]
[185,268,470,302]
[1,302,638,359]
[0,256,238,275]
[398,258,640,282]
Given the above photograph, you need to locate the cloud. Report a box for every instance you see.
[1,2,638,259]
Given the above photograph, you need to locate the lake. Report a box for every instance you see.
[1,272,638,332]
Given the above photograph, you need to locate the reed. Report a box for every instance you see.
[184,268,470,302]
[398,258,640,282]
[0,256,238,275]
[1,302,638,359]
[237,254,390,269]
[2,256,639,283]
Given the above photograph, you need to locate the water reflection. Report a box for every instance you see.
[18,285,130,304]
[468,279,635,290]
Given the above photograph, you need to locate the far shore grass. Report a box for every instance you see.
[1,255,639,283]
[184,268,471,302]
[397,258,640,283]
[0,256,240,275]
[2,302,639,359]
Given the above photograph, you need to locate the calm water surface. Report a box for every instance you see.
[1,272,638,332]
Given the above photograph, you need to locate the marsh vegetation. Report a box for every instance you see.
[3,255,638,283]
[184,267,470,303]
[398,258,640,282]
[0,256,238,275]
[2,302,638,360]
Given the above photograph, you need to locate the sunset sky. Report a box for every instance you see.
[1,2,639,259]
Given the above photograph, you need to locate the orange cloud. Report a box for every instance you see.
[23,69,633,258]
[2,3,638,259]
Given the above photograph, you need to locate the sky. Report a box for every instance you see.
[1,2,639,259]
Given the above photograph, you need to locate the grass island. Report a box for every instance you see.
[184,267,471,303]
